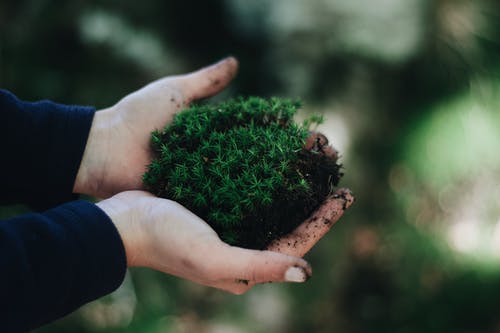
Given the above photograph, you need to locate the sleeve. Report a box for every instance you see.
[0,89,95,209]
[0,90,127,331]
[0,200,127,332]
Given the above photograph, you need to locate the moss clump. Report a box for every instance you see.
[143,97,342,249]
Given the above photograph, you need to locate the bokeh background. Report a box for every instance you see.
[2,0,500,332]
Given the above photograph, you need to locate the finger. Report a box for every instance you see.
[179,56,239,104]
[267,188,355,257]
[211,254,315,295]
[211,245,313,286]
[210,279,255,295]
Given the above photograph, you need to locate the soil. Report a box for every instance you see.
[266,188,354,256]
[233,131,343,249]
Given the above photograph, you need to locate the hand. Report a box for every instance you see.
[96,188,353,294]
[74,57,239,198]
[97,191,312,294]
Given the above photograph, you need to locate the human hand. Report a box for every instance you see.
[74,57,238,198]
[96,190,312,294]
[96,188,353,294]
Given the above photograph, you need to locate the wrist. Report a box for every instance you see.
[96,192,147,267]
[73,108,113,196]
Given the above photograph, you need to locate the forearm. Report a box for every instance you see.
[0,89,95,208]
[0,200,126,332]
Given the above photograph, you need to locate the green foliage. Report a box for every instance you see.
[143,97,337,248]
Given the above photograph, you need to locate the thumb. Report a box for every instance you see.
[178,56,239,103]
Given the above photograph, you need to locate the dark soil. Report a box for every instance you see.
[235,132,342,249]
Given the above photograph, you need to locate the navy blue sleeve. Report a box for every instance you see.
[0,90,127,331]
[0,89,94,209]
[0,200,127,332]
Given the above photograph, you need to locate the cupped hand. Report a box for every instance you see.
[97,190,312,294]
[96,188,353,294]
[74,57,238,198]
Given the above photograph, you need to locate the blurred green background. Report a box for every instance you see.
[2,0,500,332]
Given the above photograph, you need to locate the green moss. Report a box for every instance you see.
[143,97,341,249]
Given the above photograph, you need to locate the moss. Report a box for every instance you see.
[143,97,342,249]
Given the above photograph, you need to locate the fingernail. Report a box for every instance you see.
[285,266,307,283]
